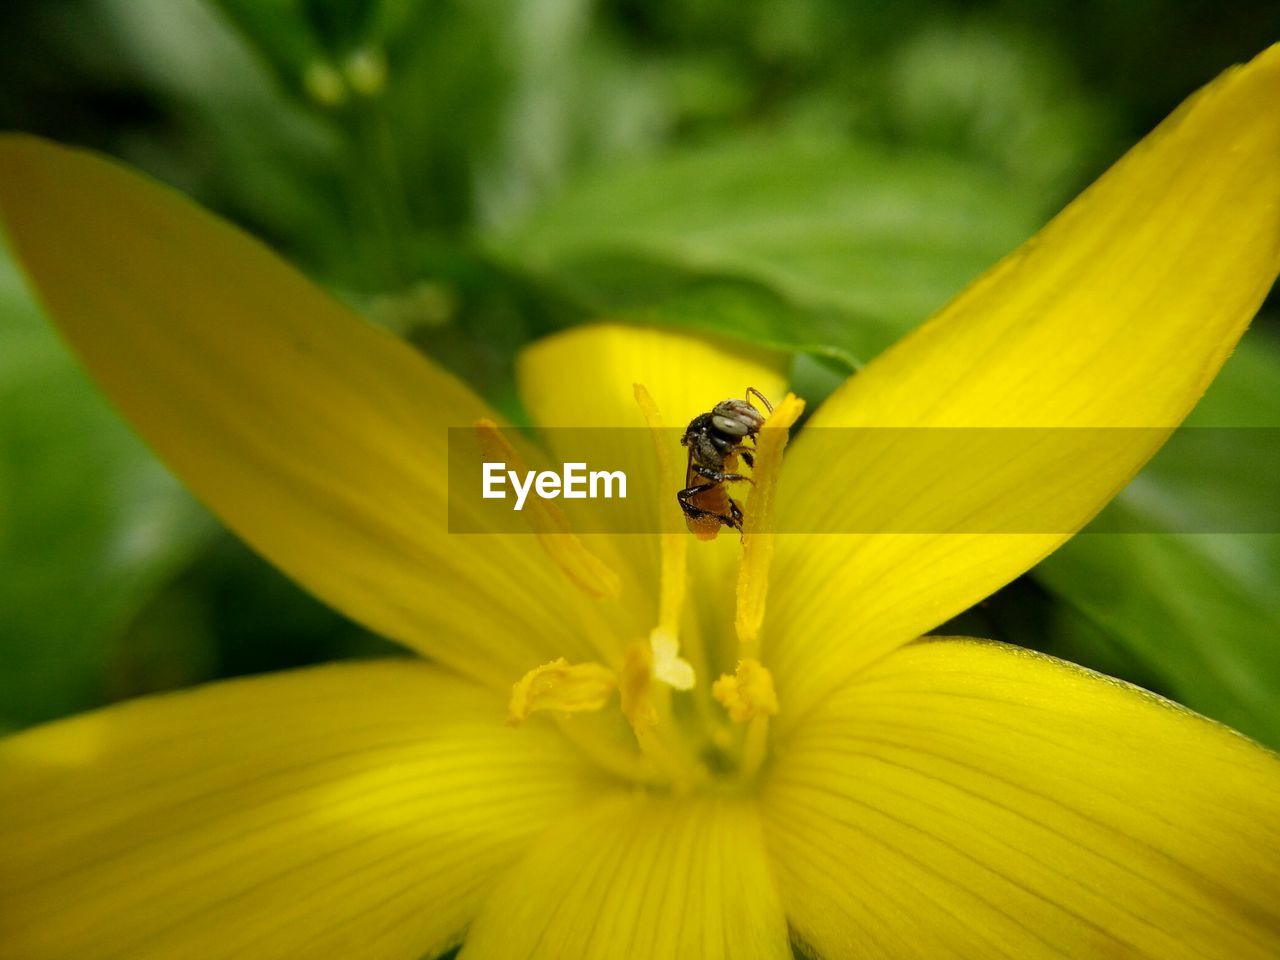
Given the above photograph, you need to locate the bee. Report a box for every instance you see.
[678,388,773,540]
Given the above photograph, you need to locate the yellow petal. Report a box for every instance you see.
[517,323,788,671]
[0,135,597,686]
[769,46,1280,718]
[761,638,1280,960]
[0,661,598,960]
[460,791,789,959]
[519,323,787,435]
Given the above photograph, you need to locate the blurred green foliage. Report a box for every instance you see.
[0,249,212,732]
[494,135,1051,366]
[1,0,1278,746]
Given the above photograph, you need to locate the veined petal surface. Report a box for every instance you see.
[518,323,786,435]
[0,135,600,685]
[768,45,1280,719]
[0,661,597,960]
[460,791,789,960]
[762,639,1280,960]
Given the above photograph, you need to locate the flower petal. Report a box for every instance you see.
[517,323,787,665]
[767,45,1280,718]
[0,661,598,960]
[518,323,787,434]
[0,135,597,685]
[761,638,1280,960]
[460,791,789,959]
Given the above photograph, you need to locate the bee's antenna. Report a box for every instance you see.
[746,386,773,413]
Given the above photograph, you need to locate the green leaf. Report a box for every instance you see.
[0,243,213,731]
[494,136,1050,364]
[515,253,867,368]
[1033,330,1280,749]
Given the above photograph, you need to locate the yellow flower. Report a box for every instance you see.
[1,44,1279,960]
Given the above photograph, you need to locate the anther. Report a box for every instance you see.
[712,658,780,723]
[714,658,780,782]
[508,658,617,726]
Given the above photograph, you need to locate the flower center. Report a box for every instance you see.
[501,387,803,793]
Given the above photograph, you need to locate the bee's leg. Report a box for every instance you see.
[678,481,718,504]
[678,482,722,518]
[727,497,748,542]
[678,483,737,529]
[692,464,753,484]
[731,447,755,469]
[681,504,735,526]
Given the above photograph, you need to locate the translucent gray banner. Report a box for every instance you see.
[447,427,1280,534]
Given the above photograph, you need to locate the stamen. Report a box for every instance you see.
[508,658,617,726]
[713,658,779,782]
[734,394,804,656]
[619,639,658,734]
[739,714,772,782]
[634,383,703,685]
[474,419,621,600]
[633,384,690,635]
[509,658,655,786]
[619,640,707,792]
[712,658,780,723]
